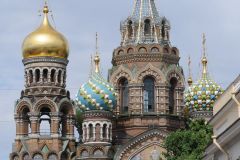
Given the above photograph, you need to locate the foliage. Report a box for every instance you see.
[163,119,213,160]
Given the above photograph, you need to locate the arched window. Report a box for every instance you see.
[43,69,48,82]
[103,124,107,139]
[13,156,19,160]
[128,20,133,38]
[81,150,89,158]
[58,70,62,84]
[23,154,30,160]
[119,78,129,113]
[93,149,104,156]
[143,77,155,112]
[51,70,56,82]
[29,70,33,83]
[144,19,151,35]
[48,154,58,160]
[89,124,93,139]
[39,107,51,136]
[33,154,43,160]
[60,152,68,160]
[35,69,40,82]
[169,77,178,114]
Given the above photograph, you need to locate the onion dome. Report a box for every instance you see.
[22,4,69,59]
[76,35,117,112]
[185,34,223,117]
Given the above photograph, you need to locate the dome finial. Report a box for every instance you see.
[94,32,100,73]
[43,0,49,14]
[202,33,208,79]
[187,56,193,86]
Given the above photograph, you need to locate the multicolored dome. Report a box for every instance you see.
[76,49,117,112]
[185,34,223,114]
[185,77,223,112]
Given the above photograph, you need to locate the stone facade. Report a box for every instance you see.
[10,58,76,160]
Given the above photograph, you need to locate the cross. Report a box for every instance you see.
[202,33,206,57]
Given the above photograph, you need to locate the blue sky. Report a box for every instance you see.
[0,0,239,159]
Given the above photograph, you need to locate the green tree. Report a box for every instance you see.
[163,119,213,160]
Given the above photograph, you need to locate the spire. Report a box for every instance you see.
[94,33,100,73]
[132,0,160,21]
[187,56,193,86]
[121,0,170,46]
[201,33,208,79]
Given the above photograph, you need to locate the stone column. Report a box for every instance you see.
[40,70,43,84]
[47,69,51,83]
[29,113,39,138]
[93,125,96,141]
[82,124,86,142]
[15,115,22,139]
[86,126,89,141]
[66,115,75,140]
[106,126,109,141]
[100,125,103,141]
[50,112,61,138]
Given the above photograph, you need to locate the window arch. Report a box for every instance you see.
[81,150,89,158]
[33,154,43,160]
[48,154,58,160]
[139,47,147,53]
[143,77,155,112]
[119,78,129,113]
[39,107,51,136]
[13,155,19,160]
[169,77,178,114]
[151,47,159,53]
[58,70,62,84]
[127,48,134,54]
[118,50,124,55]
[60,152,69,160]
[93,149,104,156]
[23,154,30,160]
[144,19,151,35]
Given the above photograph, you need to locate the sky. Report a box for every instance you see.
[0,0,239,159]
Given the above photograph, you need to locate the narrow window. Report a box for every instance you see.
[143,77,155,112]
[51,70,56,82]
[119,78,129,113]
[128,20,133,38]
[43,69,48,82]
[144,19,151,35]
[39,107,51,136]
[169,78,178,114]
[35,69,40,82]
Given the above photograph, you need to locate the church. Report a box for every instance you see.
[10,0,223,160]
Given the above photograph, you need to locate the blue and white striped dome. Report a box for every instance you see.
[75,55,117,112]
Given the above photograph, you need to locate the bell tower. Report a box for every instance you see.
[109,0,185,147]
[10,3,76,160]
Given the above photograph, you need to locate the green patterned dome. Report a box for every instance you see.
[185,34,223,115]
[185,77,223,112]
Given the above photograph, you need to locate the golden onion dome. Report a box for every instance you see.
[22,5,69,59]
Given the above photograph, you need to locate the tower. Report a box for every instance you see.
[10,3,76,160]
[185,34,223,120]
[108,0,185,159]
[75,34,117,159]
